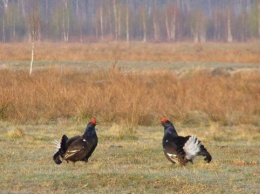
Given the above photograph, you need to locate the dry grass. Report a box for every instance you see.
[6,127,25,139]
[0,122,259,193]
[0,42,259,193]
[0,67,259,126]
[0,42,260,63]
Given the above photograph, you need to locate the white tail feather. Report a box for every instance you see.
[54,140,60,151]
[183,135,201,160]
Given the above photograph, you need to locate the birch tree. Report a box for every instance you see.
[126,0,130,43]
[170,6,177,41]
[152,1,159,41]
[165,4,177,41]
[99,0,104,40]
[190,10,200,43]
[200,15,206,42]
[226,4,233,42]
[113,0,118,40]
[62,0,69,42]
[258,0,260,37]
[141,2,147,42]
[213,7,221,41]
[0,0,258,43]
[1,0,8,42]
[28,0,41,75]
[165,6,170,41]
[108,2,113,38]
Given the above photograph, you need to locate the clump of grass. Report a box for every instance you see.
[7,128,25,139]
[182,111,210,126]
[102,122,137,140]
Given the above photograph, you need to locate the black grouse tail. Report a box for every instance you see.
[53,151,62,164]
[60,135,68,155]
[198,145,212,163]
[53,134,69,165]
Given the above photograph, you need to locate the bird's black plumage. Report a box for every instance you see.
[161,118,212,166]
[53,118,98,165]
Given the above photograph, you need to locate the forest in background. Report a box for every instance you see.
[1,0,260,43]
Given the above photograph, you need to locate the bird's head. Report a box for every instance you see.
[86,118,97,129]
[89,118,97,125]
[161,118,173,128]
[161,118,178,135]
[161,118,169,125]
[84,118,97,136]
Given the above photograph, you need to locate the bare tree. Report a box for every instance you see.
[118,1,122,39]
[170,6,177,41]
[213,6,221,41]
[126,0,130,43]
[258,0,260,38]
[1,0,8,42]
[226,4,233,43]
[0,0,258,43]
[141,1,147,42]
[165,6,170,41]
[200,15,207,43]
[108,2,113,38]
[99,0,104,40]
[152,1,159,41]
[165,4,177,42]
[62,0,69,42]
[190,10,200,43]
[113,0,118,40]
[28,0,41,75]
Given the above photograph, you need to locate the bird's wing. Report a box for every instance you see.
[82,140,98,161]
[163,136,190,165]
[65,135,81,147]
[163,138,179,164]
[63,139,86,160]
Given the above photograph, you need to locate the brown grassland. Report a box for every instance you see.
[0,42,260,63]
[0,42,259,193]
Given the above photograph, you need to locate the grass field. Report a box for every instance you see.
[0,121,259,193]
[0,42,260,63]
[0,42,259,193]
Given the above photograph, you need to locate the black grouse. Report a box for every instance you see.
[53,118,98,165]
[161,118,212,166]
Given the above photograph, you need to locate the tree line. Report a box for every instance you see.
[1,0,260,43]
